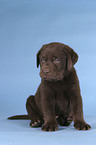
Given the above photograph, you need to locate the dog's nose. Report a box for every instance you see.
[43,69,50,74]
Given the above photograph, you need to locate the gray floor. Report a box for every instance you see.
[0,116,96,145]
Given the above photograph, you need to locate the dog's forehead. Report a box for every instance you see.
[40,46,65,58]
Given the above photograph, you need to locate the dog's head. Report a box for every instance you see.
[37,42,78,81]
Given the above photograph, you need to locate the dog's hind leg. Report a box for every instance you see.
[26,95,44,127]
[56,115,72,126]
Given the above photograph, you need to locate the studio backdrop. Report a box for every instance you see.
[0,0,96,119]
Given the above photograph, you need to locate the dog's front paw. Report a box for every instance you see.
[74,121,91,130]
[41,122,58,131]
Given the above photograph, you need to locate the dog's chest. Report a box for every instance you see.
[55,90,70,115]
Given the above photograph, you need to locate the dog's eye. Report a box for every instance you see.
[53,59,60,63]
[41,58,46,63]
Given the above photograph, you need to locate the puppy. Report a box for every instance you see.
[8,42,91,131]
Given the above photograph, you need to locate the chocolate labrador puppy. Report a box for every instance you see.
[8,42,91,131]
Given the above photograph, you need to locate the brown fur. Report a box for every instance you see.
[8,42,91,131]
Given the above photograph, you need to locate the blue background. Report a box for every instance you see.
[0,0,96,145]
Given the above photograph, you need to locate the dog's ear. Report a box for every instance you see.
[36,49,41,68]
[36,45,46,68]
[64,45,78,70]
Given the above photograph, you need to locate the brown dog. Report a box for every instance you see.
[8,42,91,131]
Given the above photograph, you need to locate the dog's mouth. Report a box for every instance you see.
[40,72,64,81]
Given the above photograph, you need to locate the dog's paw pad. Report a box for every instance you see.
[30,120,43,127]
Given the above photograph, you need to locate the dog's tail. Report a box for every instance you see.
[7,115,29,120]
